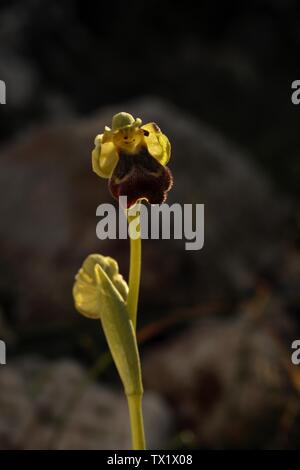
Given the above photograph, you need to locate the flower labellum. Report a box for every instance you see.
[92,112,173,207]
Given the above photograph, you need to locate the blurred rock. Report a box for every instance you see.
[0,358,173,450]
[0,1,299,200]
[0,98,292,330]
[143,291,300,449]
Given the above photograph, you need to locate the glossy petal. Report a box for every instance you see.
[142,122,171,166]
[73,254,128,319]
[92,135,119,179]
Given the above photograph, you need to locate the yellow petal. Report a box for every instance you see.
[142,122,171,166]
[73,254,128,319]
[92,136,119,179]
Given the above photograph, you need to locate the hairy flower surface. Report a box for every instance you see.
[92,112,172,207]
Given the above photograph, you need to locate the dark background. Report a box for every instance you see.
[1,0,300,197]
[0,0,300,450]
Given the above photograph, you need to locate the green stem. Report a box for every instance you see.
[127,394,146,450]
[127,210,141,331]
[126,206,146,449]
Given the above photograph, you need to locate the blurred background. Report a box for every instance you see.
[0,0,300,449]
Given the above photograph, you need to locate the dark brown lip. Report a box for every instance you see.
[109,147,173,208]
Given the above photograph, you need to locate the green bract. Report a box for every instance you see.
[73,254,142,396]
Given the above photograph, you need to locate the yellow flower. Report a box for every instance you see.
[92,112,173,207]
[72,254,143,397]
[73,254,128,319]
